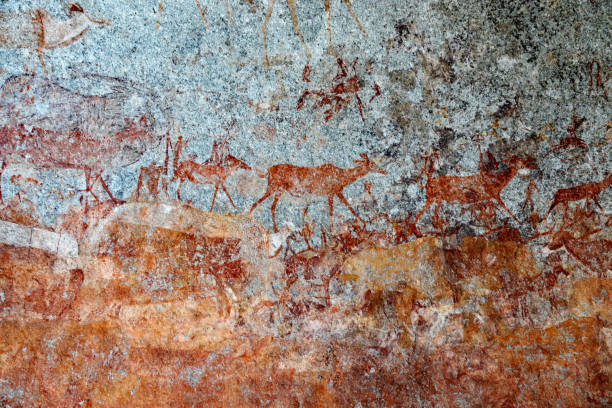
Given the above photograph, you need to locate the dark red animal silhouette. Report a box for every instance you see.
[297,58,380,121]
[414,151,535,225]
[170,136,250,210]
[0,74,167,204]
[250,153,387,232]
[545,172,612,219]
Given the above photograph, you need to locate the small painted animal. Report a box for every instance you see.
[545,172,612,219]
[171,136,251,211]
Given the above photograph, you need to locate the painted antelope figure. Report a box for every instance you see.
[170,136,251,210]
[0,74,168,204]
[545,172,612,219]
[414,151,536,225]
[0,3,109,71]
[250,153,387,232]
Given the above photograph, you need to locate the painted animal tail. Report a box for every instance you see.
[254,168,268,178]
[544,202,556,220]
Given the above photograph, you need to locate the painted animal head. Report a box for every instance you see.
[225,155,251,171]
[354,153,387,175]
[548,230,572,250]
[68,2,110,25]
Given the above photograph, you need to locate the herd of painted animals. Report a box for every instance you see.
[1,67,610,273]
[0,2,610,267]
[0,1,609,269]
[0,1,611,406]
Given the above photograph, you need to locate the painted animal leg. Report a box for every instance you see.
[415,198,433,223]
[250,190,271,213]
[591,196,604,211]
[79,169,100,202]
[433,202,441,219]
[210,184,220,212]
[495,195,521,224]
[355,93,365,121]
[221,183,237,209]
[286,0,311,58]
[262,0,276,66]
[270,193,281,232]
[342,0,367,37]
[161,178,169,197]
[302,203,310,225]
[136,168,144,199]
[324,0,333,55]
[328,195,334,232]
[194,0,209,28]
[302,204,313,250]
[0,161,6,203]
[544,201,557,220]
[432,202,445,231]
[36,49,49,75]
[97,173,119,204]
[224,0,232,26]
[336,191,365,225]
[177,179,184,201]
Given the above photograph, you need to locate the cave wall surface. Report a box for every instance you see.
[0,0,611,406]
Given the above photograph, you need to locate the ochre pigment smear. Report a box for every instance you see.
[1,0,611,406]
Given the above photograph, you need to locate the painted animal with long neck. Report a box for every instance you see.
[250,153,387,232]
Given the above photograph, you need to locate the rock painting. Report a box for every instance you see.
[0,0,610,406]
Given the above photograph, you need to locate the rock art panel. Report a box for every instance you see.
[0,0,610,406]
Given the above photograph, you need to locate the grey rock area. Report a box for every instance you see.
[0,0,610,237]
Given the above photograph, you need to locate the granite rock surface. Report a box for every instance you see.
[0,0,611,406]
